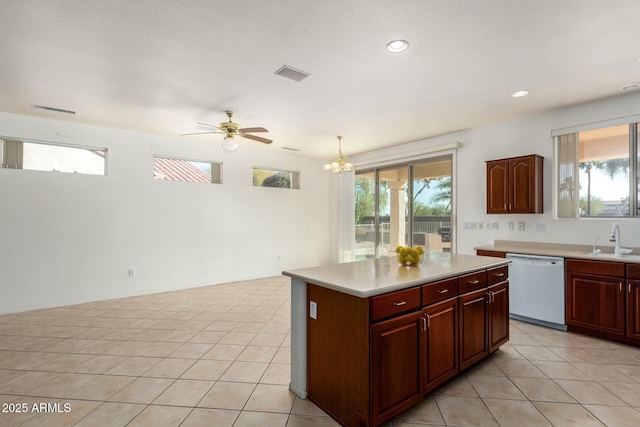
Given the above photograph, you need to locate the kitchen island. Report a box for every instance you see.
[283,252,511,427]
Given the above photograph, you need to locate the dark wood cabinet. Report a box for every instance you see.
[422,297,458,393]
[626,264,640,343]
[486,155,543,214]
[458,287,488,370]
[307,265,509,427]
[566,259,625,337]
[488,281,510,352]
[370,311,423,426]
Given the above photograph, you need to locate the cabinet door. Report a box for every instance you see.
[509,156,537,213]
[486,159,509,214]
[627,280,640,343]
[370,310,423,425]
[488,281,509,353]
[458,288,488,370]
[566,272,625,336]
[423,297,458,393]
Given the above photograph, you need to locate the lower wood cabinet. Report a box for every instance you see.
[459,288,488,370]
[370,311,423,426]
[422,297,458,393]
[306,266,510,427]
[627,279,640,342]
[566,259,625,337]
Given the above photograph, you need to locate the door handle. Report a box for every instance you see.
[425,314,430,328]
[629,283,632,293]
[420,316,427,331]
[393,300,407,306]
[437,288,448,294]
[495,272,505,277]
[469,279,480,284]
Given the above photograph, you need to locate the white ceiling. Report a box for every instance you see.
[1,0,640,158]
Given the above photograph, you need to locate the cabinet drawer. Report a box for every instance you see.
[458,270,487,294]
[627,263,640,280]
[566,259,625,277]
[370,287,421,322]
[487,265,508,285]
[422,278,458,306]
[477,250,506,258]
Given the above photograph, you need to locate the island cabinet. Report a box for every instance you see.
[566,259,626,337]
[306,266,509,427]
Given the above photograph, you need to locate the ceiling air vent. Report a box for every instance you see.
[274,65,310,82]
[31,104,76,115]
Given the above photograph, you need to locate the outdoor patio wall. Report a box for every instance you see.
[350,90,640,257]
[0,112,331,314]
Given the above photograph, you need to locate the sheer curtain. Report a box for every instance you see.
[555,133,579,218]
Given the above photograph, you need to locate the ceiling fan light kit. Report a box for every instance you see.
[323,135,354,173]
[182,110,272,151]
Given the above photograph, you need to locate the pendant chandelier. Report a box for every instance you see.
[323,135,354,173]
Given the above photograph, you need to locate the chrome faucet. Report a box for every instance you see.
[610,223,632,257]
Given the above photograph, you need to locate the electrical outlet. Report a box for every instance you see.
[517,221,525,231]
[508,222,515,231]
[309,301,318,319]
[463,221,476,230]
[477,221,484,230]
[128,269,135,277]
[535,223,546,232]
[488,222,499,231]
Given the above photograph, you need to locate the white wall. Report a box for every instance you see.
[350,91,640,256]
[0,112,331,314]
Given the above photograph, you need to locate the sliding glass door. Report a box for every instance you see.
[355,155,453,260]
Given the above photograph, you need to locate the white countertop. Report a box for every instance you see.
[282,252,510,298]
[475,240,640,264]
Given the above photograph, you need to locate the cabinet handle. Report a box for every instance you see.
[492,292,496,303]
[495,272,505,277]
[620,282,623,292]
[469,279,480,284]
[393,300,407,306]
[420,316,427,331]
[629,283,632,293]
[504,203,507,210]
[437,288,449,294]
[426,314,430,328]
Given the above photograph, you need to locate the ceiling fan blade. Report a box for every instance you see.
[239,127,268,133]
[242,134,273,144]
[180,131,219,136]
[196,122,222,130]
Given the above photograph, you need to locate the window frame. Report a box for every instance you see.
[252,167,300,189]
[152,155,222,184]
[553,120,639,219]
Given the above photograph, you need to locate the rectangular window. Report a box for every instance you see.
[153,156,222,184]
[555,123,636,217]
[0,136,106,175]
[252,167,300,189]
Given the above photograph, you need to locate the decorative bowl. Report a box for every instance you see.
[395,245,425,266]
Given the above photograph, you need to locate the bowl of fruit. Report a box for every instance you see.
[395,245,425,266]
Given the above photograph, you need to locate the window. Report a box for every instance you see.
[0,137,106,175]
[355,155,453,260]
[555,123,638,217]
[252,167,300,189]
[153,156,222,184]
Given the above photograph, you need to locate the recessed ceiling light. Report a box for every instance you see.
[621,82,640,91]
[386,39,409,53]
[511,90,529,98]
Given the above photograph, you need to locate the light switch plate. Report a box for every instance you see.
[310,301,318,319]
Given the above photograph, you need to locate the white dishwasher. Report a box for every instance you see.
[506,253,566,330]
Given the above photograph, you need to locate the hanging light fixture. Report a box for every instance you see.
[323,135,354,173]
[221,133,239,152]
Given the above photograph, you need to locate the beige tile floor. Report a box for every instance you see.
[1,276,640,426]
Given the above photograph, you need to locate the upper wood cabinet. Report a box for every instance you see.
[486,155,543,214]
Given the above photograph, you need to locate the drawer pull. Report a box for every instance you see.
[494,272,505,277]
[437,288,449,294]
[469,279,480,284]
[629,283,632,293]
[393,300,407,306]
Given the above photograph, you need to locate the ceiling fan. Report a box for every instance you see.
[181,110,272,152]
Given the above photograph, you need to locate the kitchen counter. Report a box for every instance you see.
[283,252,511,298]
[476,240,640,263]
[282,252,510,401]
